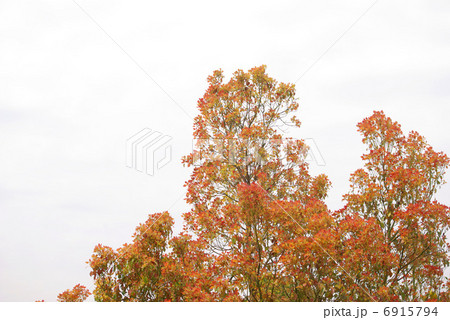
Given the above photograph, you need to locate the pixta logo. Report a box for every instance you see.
[126,128,172,176]
[191,137,325,167]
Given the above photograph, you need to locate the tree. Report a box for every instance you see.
[338,111,450,301]
[181,65,333,300]
[84,66,334,301]
[88,212,239,301]
[57,284,91,302]
[88,212,175,301]
[60,67,450,302]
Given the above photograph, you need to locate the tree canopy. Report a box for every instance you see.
[59,66,449,302]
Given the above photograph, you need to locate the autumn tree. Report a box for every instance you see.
[62,67,449,302]
[181,65,334,301]
[88,212,173,301]
[338,111,450,301]
[88,212,239,301]
[85,65,335,301]
[57,284,91,302]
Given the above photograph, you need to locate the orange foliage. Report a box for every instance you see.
[66,67,449,302]
[57,284,91,302]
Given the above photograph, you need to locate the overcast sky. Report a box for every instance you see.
[1,0,449,301]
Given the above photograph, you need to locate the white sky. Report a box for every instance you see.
[0,0,449,301]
